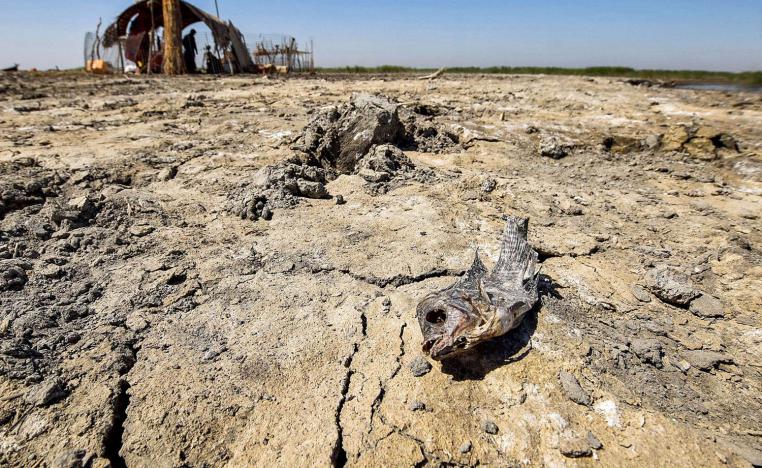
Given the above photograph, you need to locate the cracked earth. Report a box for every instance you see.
[0,72,761,467]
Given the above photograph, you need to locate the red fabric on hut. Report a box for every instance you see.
[103,0,253,72]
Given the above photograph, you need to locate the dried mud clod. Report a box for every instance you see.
[0,159,68,219]
[294,93,408,173]
[356,144,415,182]
[660,124,740,160]
[232,94,454,220]
[295,93,459,171]
[231,155,329,221]
[538,136,574,159]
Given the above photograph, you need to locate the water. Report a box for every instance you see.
[673,82,762,93]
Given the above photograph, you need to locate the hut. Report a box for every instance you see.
[99,0,254,73]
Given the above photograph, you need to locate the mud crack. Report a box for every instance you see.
[376,412,430,466]
[368,323,433,465]
[338,268,465,288]
[330,356,354,468]
[369,322,407,432]
[331,308,368,467]
[103,343,137,468]
[292,262,463,289]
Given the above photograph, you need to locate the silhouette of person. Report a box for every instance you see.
[204,45,222,74]
[182,29,198,73]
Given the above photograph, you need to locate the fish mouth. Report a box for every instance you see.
[422,338,438,354]
[423,336,469,361]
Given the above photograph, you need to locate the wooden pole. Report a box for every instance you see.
[148,0,156,75]
[162,0,185,75]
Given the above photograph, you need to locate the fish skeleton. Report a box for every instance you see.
[416,216,540,360]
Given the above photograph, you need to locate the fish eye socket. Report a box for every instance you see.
[425,309,447,325]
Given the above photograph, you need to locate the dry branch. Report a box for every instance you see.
[417,67,446,81]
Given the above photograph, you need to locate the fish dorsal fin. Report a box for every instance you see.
[490,216,538,287]
[451,249,487,296]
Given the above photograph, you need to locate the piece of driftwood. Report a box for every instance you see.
[417,67,445,81]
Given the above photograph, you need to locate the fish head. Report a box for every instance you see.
[415,217,540,361]
[416,289,488,360]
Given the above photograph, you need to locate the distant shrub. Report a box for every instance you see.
[315,65,762,85]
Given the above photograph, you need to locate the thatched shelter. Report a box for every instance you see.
[102,0,253,73]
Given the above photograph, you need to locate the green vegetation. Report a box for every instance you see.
[316,65,762,85]
[322,65,418,74]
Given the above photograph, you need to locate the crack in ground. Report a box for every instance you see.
[330,308,368,467]
[101,268,192,467]
[367,321,434,466]
[536,245,600,262]
[338,268,465,288]
[330,354,355,468]
[376,412,431,466]
[103,342,137,468]
[293,260,465,289]
[369,322,407,434]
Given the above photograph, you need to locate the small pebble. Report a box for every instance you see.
[559,370,592,406]
[481,420,499,435]
[202,350,220,361]
[25,378,66,407]
[689,294,725,318]
[630,285,651,303]
[459,441,472,454]
[65,333,80,344]
[335,195,346,205]
[481,178,497,193]
[587,431,603,450]
[128,225,155,237]
[410,356,432,377]
[560,436,593,458]
[408,401,426,411]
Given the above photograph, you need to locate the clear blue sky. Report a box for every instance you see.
[0,0,760,71]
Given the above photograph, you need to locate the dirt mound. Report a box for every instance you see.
[232,94,450,220]
[295,94,408,173]
[234,156,332,220]
[294,93,459,172]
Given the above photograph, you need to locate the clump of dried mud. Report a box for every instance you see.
[230,93,454,220]
[0,71,761,467]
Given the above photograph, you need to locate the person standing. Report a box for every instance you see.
[182,29,198,73]
[204,45,222,74]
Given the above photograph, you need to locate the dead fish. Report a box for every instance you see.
[416,216,540,360]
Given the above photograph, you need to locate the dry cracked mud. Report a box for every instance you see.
[0,71,761,467]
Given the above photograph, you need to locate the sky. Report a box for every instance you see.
[0,0,760,71]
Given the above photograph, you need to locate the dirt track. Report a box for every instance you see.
[0,72,761,467]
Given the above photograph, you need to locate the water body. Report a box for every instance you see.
[673,82,762,93]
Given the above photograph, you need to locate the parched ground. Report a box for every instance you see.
[0,71,761,467]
